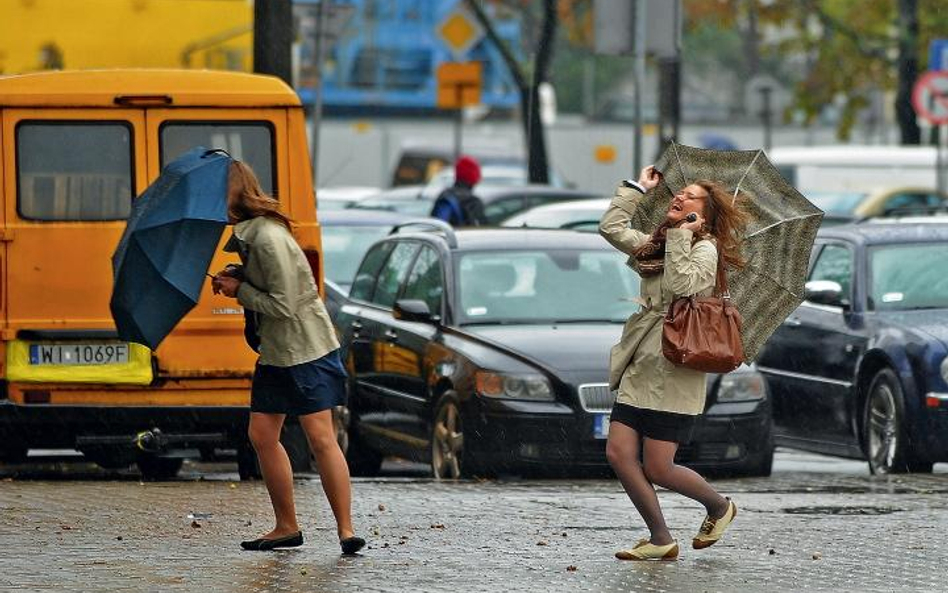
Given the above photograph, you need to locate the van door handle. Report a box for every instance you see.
[384,329,398,342]
[783,317,802,327]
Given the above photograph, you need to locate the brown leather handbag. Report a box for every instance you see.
[662,260,745,373]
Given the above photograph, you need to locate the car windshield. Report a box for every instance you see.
[869,242,948,311]
[806,191,867,215]
[322,226,394,288]
[455,249,641,324]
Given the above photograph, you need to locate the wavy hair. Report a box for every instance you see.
[227,161,293,230]
[693,179,750,274]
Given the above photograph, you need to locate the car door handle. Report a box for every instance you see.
[384,329,398,342]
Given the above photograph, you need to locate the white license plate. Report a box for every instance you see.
[29,343,130,366]
[593,414,611,439]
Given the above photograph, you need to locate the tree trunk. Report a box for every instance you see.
[253,0,293,85]
[466,0,556,183]
[895,0,921,145]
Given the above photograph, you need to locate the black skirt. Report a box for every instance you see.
[609,401,698,444]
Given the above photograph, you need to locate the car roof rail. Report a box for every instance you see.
[389,219,458,248]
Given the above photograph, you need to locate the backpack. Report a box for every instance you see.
[433,187,486,227]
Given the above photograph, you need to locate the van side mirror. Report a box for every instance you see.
[805,280,847,309]
[393,299,437,324]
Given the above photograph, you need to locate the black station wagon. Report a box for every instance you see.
[335,223,773,478]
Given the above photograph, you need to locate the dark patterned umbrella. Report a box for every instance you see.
[631,142,824,360]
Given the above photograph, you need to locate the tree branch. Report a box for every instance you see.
[464,0,528,92]
[797,0,895,64]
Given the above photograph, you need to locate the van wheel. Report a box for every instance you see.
[136,455,183,481]
[0,445,28,464]
[237,440,262,481]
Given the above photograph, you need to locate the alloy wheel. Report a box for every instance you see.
[867,381,899,474]
[432,401,464,480]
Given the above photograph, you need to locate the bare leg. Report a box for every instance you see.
[642,437,729,518]
[605,422,674,545]
[248,412,300,538]
[298,410,355,540]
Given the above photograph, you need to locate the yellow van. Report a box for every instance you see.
[0,69,323,478]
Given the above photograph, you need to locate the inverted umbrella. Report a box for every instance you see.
[110,147,232,349]
[630,142,824,360]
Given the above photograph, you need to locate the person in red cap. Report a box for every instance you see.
[430,155,487,226]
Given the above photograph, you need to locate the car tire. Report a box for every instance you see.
[737,444,774,477]
[431,393,469,480]
[862,368,932,474]
[136,455,183,480]
[236,439,261,481]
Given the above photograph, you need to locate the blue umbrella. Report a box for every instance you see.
[110,147,233,349]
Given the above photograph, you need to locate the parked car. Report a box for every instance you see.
[390,146,566,188]
[353,185,601,225]
[804,187,948,219]
[320,209,436,321]
[316,186,381,210]
[335,225,774,479]
[502,198,610,230]
[757,220,948,474]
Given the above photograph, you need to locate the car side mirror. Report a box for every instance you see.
[805,280,847,309]
[393,299,437,324]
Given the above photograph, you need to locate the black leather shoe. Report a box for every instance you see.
[240,531,304,551]
[340,536,366,555]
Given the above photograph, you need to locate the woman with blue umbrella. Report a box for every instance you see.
[212,161,365,555]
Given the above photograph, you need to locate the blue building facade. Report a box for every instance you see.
[295,0,521,114]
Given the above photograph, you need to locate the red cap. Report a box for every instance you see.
[454,155,481,186]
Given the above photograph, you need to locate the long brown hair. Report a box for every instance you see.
[228,161,293,229]
[693,179,749,273]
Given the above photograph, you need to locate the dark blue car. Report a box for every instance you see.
[757,220,948,474]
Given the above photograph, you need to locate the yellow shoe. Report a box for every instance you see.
[615,539,679,561]
[692,498,737,549]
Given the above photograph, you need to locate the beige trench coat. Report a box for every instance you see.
[225,216,339,367]
[598,184,717,415]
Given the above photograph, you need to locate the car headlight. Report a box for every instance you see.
[941,357,948,386]
[475,371,554,401]
[716,371,767,402]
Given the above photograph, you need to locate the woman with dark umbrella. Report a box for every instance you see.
[599,165,749,561]
[212,161,365,555]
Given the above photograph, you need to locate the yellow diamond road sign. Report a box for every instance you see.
[437,7,484,58]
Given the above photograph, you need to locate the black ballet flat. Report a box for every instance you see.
[340,536,366,555]
[240,531,304,551]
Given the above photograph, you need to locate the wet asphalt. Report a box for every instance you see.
[1,449,946,593]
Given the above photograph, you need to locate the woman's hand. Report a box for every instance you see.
[212,275,241,298]
[677,213,705,233]
[637,165,663,191]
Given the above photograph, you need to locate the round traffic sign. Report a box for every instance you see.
[912,70,948,125]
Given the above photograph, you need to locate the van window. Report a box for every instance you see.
[160,122,275,195]
[16,122,134,221]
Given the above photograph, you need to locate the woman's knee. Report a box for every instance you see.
[642,457,674,485]
[248,421,280,450]
[605,437,635,469]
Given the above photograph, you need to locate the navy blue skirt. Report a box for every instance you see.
[251,349,348,416]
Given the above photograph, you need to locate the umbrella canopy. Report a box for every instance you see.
[110,147,232,349]
[631,142,824,360]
